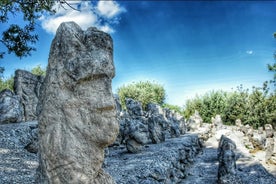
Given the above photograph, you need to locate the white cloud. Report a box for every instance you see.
[97,0,125,18]
[246,50,253,55]
[40,1,125,34]
[99,24,115,34]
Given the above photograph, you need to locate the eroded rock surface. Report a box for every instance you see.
[187,110,203,131]
[115,98,186,153]
[14,69,44,121]
[37,22,118,184]
[217,135,242,184]
[0,89,23,124]
[104,134,203,183]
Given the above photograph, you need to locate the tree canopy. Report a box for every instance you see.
[117,81,166,110]
[0,0,56,59]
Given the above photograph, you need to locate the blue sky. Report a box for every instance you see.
[1,1,276,106]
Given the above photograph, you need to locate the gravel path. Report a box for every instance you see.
[0,122,38,184]
[185,128,276,184]
[184,137,218,184]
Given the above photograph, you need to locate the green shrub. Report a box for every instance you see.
[0,76,14,91]
[31,65,46,76]
[183,85,276,129]
[162,103,183,114]
[223,85,249,125]
[117,81,165,109]
[184,90,227,123]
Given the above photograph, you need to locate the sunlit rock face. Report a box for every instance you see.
[0,89,23,124]
[14,69,44,121]
[36,21,118,184]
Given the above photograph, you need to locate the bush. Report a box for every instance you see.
[162,103,183,114]
[184,90,227,123]
[117,81,166,109]
[223,85,249,125]
[31,65,46,76]
[0,76,14,91]
[183,85,276,129]
[0,65,46,92]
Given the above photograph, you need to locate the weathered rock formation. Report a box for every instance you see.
[104,134,203,183]
[187,110,203,131]
[14,69,44,121]
[115,97,187,153]
[0,89,23,124]
[217,135,242,184]
[36,22,118,183]
[265,124,275,163]
[212,114,223,131]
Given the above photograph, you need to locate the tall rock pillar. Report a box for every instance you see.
[37,22,118,184]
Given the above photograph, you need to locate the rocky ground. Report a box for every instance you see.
[0,121,38,183]
[104,134,202,183]
[0,121,275,184]
[184,126,276,184]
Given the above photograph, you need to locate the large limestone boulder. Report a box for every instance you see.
[14,69,44,121]
[0,89,23,124]
[37,22,118,184]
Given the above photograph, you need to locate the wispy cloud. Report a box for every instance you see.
[246,50,254,55]
[40,0,125,34]
[97,1,125,18]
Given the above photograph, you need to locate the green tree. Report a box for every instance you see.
[162,103,183,114]
[0,75,14,91]
[117,81,166,109]
[31,65,46,76]
[184,90,227,123]
[267,32,276,88]
[0,0,55,59]
[223,85,249,125]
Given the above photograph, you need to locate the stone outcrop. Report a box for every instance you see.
[212,114,223,131]
[104,134,203,183]
[187,110,202,131]
[0,89,23,124]
[14,69,44,121]
[36,22,118,184]
[217,135,242,184]
[233,121,276,161]
[265,124,275,163]
[115,97,187,153]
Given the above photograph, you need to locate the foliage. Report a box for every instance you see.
[162,103,183,114]
[0,75,14,91]
[31,65,46,76]
[267,32,276,89]
[223,85,249,125]
[0,65,46,92]
[117,81,166,109]
[184,85,276,129]
[0,0,55,59]
[184,90,227,123]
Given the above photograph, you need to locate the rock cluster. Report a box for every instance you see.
[114,98,186,153]
[0,89,23,124]
[0,69,44,124]
[36,22,118,184]
[235,121,276,164]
